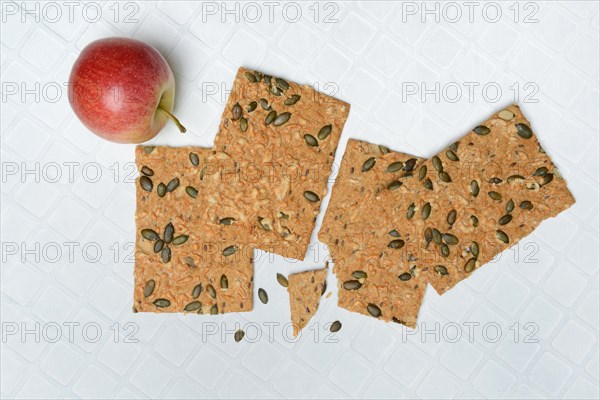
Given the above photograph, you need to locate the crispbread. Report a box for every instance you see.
[212,68,350,260]
[134,146,253,314]
[287,268,327,336]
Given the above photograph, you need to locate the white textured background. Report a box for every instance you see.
[1,1,599,399]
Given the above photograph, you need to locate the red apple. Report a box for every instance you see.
[69,37,186,143]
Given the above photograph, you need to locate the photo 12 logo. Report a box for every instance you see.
[1,1,140,24]
[198,1,340,24]
[400,1,540,23]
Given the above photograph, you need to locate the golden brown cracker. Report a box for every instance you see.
[287,268,327,336]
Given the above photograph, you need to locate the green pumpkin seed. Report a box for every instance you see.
[443,233,459,245]
[259,98,270,110]
[304,134,318,147]
[258,217,271,231]
[247,101,257,112]
[447,209,457,226]
[398,272,412,281]
[489,177,503,184]
[164,223,174,243]
[422,202,431,220]
[276,273,288,288]
[434,265,448,275]
[407,203,416,219]
[419,165,427,180]
[269,85,283,96]
[186,186,198,198]
[245,71,258,82]
[362,157,376,172]
[210,304,218,315]
[234,329,244,342]
[367,304,381,318]
[388,239,405,249]
[464,258,477,273]
[424,227,433,244]
[161,246,171,263]
[141,166,154,176]
[520,200,533,210]
[343,280,362,290]
[424,178,433,190]
[172,235,188,245]
[157,183,167,197]
[471,215,479,227]
[387,161,403,173]
[153,298,171,308]
[189,152,199,166]
[440,243,449,257]
[220,274,228,289]
[446,150,459,161]
[275,77,289,90]
[534,166,548,176]
[207,284,216,298]
[330,321,342,333]
[166,178,179,192]
[143,146,155,154]
[184,301,202,312]
[439,171,452,182]
[265,110,276,125]
[515,123,533,139]
[507,175,525,183]
[388,180,402,190]
[223,245,237,256]
[449,141,459,152]
[506,199,515,213]
[258,288,268,304]
[184,257,197,269]
[153,239,164,253]
[488,191,502,201]
[273,112,291,126]
[543,174,554,185]
[379,145,390,154]
[141,229,159,241]
[352,271,367,280]
[284,94,301,105]
[496,230,509,244]
[143,280,155,297]
[499,214,512,225]
[304,191,320,202]
[471,180,480,197]
[432,156,443,172]
[473,125,490,135]
[404,158,417,171]
[318,124,332,140]
[498,109,515,120]
[232,103,242,121]
[240,117,248,132]
[219,217,235,225]
[192,283,202,299]
[389,229,401,237]
[140,176,153,192]
[470,241,479,258]
[432,228,442,245]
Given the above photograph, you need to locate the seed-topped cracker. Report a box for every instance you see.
[287,268,327,336]
[319,140,427,327]
[212,67,350,260]
[134,146,253,314]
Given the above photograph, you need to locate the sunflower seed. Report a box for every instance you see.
[157,183,167,197]
[464,258,477,273]
[184,301,202,312]
[447,209,457,226]
[407,203,416,219]
[222,245,237,256]
[273,112,291,126]
[419,165,427,180]
[259,98,271,110]
[161,246,171,263]
[470,180,480,197]
[470,241,480,258]
[220,274,228,289]
[330,321,342,333]
[166,178,179,192]
[367,304,381,318]
[172,235,188,245]
[153,298,171,308]
[440,243,450,257]
[498,109,515,120]
[143,146,155,154]
[141,166,154,176]
[186,186,198,198]
[219,217,235,225]
[141,229,159,241]
[515,123,533,139]
[362,157,376,172]
[189,152,199,166]
[388,180,402,190]
[389,229,401,237]
[304,191,320,202]
[388,239,405,249]
[534,166,548,176]
[432,228,442,245]
[153,239,164,253]
[489,177,503,184]
[140,176,153,192]
[245,71,258,82]
[240,117,248,132]
[432,156,443,172]
[232,103,242,121]
[352,271,367,280]
[207,284,216,298]
[258,288,268,304]
[318,124,332,140]
[276,273,288,288]
[446,150,459,161]
[164,223,174,243]
[387,161,403,173]
[343,280,362,290]
[543,174,554,185]
[304,134,318,146]
[439,171,452,182]
[471,215,479,227]
[284,94,301,105]
[507,175,525,183]
[526,182,541,190]
[234,329,245,342]
[473,125,490,135]
[443,233,459,245]
[210,304,218,315]
[265,110,276,125]
[143,280,155,297]
[506,199,515,213]
[403,158,417,171]
[434,265,448,275]
[488,191,502,201]
[421,202,431,220]
[498,214,512,225]
[192,284,202,299]
[496,230,509,244]
[520,200,533,210]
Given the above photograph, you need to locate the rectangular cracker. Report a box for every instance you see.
[212,67,350,260]
[288,268,327,336]
[134,146,253,314]
[319,140,427,327]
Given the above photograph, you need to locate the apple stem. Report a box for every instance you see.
[158,106,187,133]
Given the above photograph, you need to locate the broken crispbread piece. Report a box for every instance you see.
[212,67,350,260]
[134,146,253,314]
[287,268,327,336]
